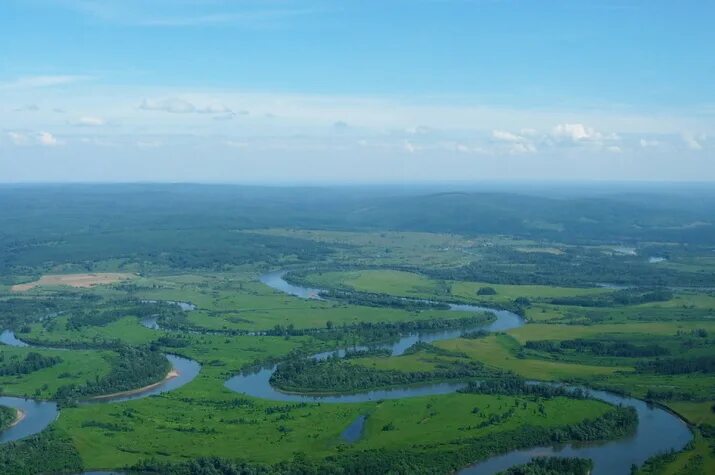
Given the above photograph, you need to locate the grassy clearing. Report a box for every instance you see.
[509,322,715,344]
[302,269,610,307]
[358,393,610,450]
[26,316,157,346]
[668,401,715,426]
[0,347,112,399]
[436,335,626,380]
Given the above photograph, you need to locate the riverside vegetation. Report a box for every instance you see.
[0,185,713,474]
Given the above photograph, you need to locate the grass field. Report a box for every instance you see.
[26,316,158,346]
[11,273,136,292]
[301,269,611,307]
[508,322,715,343]
[58,386,611,469]
[437,334,626,380]
[0,346,112,399]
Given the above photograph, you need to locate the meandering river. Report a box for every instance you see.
[227,270,693,475]
[0,331,200,443]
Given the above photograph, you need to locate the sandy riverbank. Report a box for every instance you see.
[10,409,26,427]
[89,369,180,401]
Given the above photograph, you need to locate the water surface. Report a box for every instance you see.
[0,330,29,347]
[341,415,367,443]
[0,396,58,443]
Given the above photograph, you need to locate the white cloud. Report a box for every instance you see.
[38,131,59,146]
[6,130,61,147]
[551,123,602,142]
[405,125,434,136]
[606,145,622,153]
[140,98,234,115]
[508,142,537,154]
[403,140,416,153]
[74,116,106,126]
[492,129,523,142]
[491,129,537,154]
[639,138,660,148]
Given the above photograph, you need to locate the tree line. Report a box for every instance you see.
[0,352,62,376]
[270,355,494,393]
[525,339,669,358]
[548,288,673,307]
[54,345,170,404]
[497,457,593,475]
[636,355,715,375]
[461,376,587,399]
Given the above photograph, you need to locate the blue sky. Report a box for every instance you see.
[1,0,713,182]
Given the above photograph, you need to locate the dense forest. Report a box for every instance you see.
[271,354,495,393]
[0,352,62,376]
[0,428,83,474]
[0,406,15,431]
[2,185,715,277]
[497,457,593,475]
[636,355,715,375]
[461,376,587,399]
[525,339,670,358]
[548,288,674,307]
[317,289,450,311]
[427,247,715,288]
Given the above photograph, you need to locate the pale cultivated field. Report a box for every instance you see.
[11,273,135,292]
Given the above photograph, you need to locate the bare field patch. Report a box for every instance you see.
[515,246,565,255]
[11,273,135,292]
